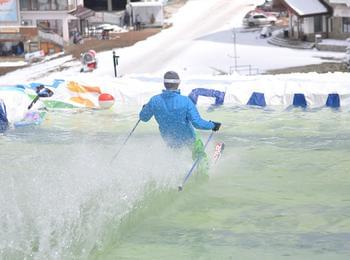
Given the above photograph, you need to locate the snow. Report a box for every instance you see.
[94,24,128,33]
[0,61,27,67]
[283,0,328,16]
[318,39,350,46]
[0,0,350,123]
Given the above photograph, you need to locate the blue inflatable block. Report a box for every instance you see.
[293,93,307,108]
[188,88,225,105]
[326,93,340,108]
[247,92,266,107]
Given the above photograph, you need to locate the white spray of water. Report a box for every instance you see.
[0,131,191,259]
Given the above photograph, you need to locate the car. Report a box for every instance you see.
[243,12,277,27]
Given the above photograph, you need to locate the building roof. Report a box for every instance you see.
[282,0,330,16]
[69,5,95,19]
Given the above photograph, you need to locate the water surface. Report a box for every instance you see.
[1,107,349,259]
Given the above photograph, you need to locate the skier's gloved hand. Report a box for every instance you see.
[210,121,221,131]
[35,85,45,94]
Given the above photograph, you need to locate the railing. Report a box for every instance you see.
[229,65,260,75]
[88,11,123,25]
[38,30,65,47]
[0,34,21,40]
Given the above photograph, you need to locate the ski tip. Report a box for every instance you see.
[213,142,225,163]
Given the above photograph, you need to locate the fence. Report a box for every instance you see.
[229,65,259,75]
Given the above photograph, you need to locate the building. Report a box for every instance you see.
[84,0,165,30]
[278,0,350,41]
[0,0,167,57]
[82,0,142,26]
[327,0,350,39]
[278,0,332,41]
[0,0,92,56]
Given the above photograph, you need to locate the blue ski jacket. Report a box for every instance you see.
[139,89,214,148]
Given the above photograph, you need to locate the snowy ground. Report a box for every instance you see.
[0,0,350,119]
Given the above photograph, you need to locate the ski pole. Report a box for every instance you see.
[178,131,215,191]
[110,119,141,164]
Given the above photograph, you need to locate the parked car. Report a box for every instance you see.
[243,12,277,27]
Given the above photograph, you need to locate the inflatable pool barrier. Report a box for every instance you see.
[1,73,350,131]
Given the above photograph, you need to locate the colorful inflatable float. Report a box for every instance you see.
[0,85,48,130]
[27,79,115,110]
[0,79,117,131]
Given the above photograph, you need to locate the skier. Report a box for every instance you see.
[139,71,221,172]
[0,99,9,133]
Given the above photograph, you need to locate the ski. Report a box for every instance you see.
[213,142,225,164]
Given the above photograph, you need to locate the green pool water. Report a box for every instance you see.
[1,107,349,259]
[97,107,350,260]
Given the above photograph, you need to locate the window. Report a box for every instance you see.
[55,0,68,10]
[253,15,266,19]
[328,18,333,33]
[38,0,50,11]
[314,15,322,33]
[21,20,33,26]
[67,0,76,10]
[112,0,126,10]
[20,0,29,10]
[84,0,108,11]
[20,0,69,11]
[20,0,38,11]
[343,17,350,33]
[244,13,251,18]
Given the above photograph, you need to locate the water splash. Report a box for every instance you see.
[0,112,191,259]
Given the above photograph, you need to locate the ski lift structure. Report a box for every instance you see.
[80,49,97,72]
[228,27,259,76]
